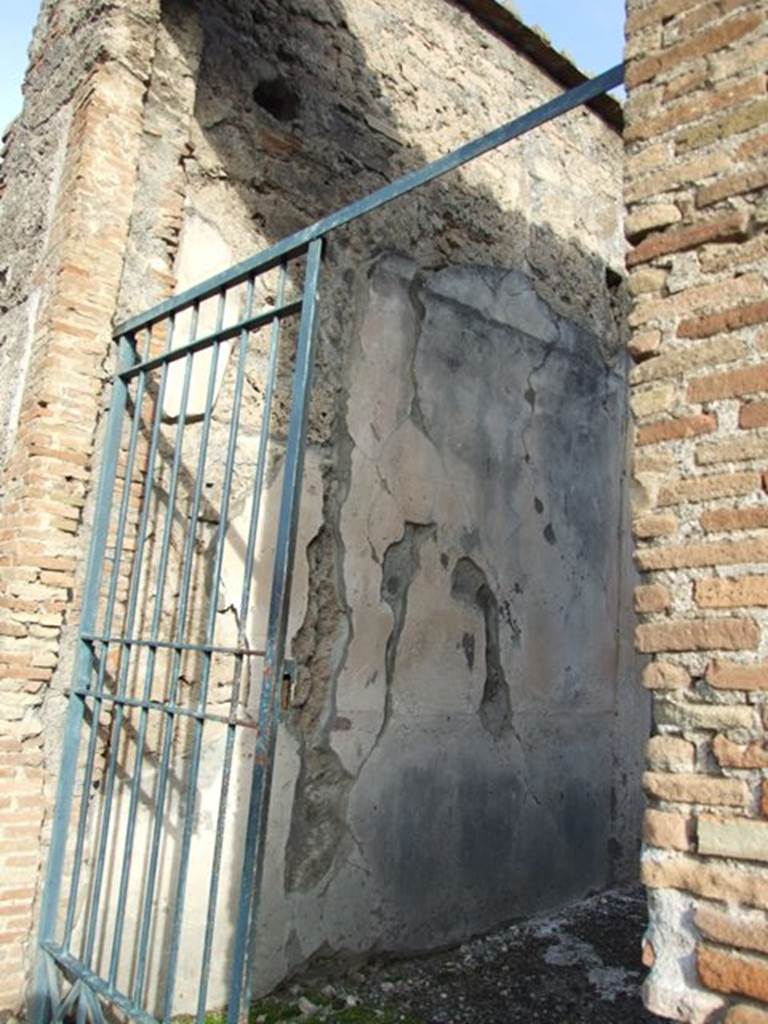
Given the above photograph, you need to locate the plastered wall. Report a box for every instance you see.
[0,0,647,1013]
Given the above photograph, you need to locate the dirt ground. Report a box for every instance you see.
[252,887,666,1024]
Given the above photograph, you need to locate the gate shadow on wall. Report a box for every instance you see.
[44,0,648,1019]
[169,0,647,1005]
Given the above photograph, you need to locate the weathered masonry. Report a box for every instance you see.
[0,0,648,1020]
[623,0,768,1022]
[0,1,763,1021]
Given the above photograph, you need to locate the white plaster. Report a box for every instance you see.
[164,211,237,421]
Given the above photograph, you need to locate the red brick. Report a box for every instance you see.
[707,660,768,690]
[635,617,759,652]
[627,74,765,143]
[643,771,750,805]
[658,471,761,507]
[677,98,768,153]
[713,734,768,768]
[737,131,768,160]
[638,536,768,570]
[637,413,717,446]
[701,507,768,533]
[0,888,34,904]
[642,853,768,909]
[689,364,768,403]
[642,660,691,689]
[635,583,672,613]
[626,11,764,86]
[696,577,768,609]
[698,164,768,208]
[697,903,768,959]
[740,402,768,430]
[672,0,761,38]
[627,210,749,267]
[634,512,679,538]
[698,944,768,1002]
[664,65,709,102]
[625,151,731,203]
[644,808,692,850]
[625,0,698,34]
[679,300,768,341]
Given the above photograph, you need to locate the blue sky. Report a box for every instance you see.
[513,0,626,80]
[1,1,40,133]
[1,1,625,133]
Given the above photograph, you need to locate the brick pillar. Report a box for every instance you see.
[0,5,158,1009]
[624,2,768,1022]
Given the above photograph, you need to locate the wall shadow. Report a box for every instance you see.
[108,0,647,1012]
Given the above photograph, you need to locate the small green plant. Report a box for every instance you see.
[197,993,420,1024]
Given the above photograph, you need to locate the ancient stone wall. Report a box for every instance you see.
[624,1,768,1021]
[0,0,644,1014]
[0,1,163,1009]
[164,3,643,1001]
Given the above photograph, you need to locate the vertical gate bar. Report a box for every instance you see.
[163,273,259,1022]
[228,238,324,1024]
[81,320,179,971]
[43,950,62,1021]
[82,981,106,1024]
[51,979,81,1024]
[107,337,196,985]
[62,326,158,949]
[132,297,224,1006]
[234,264,288,654]
[194,264,287,1024]
[31,334,137,1024]
[193,271,260,1022]
[75,987,87,1024]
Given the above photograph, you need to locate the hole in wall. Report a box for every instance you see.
[252,77,301,122]
[605,266,622,290]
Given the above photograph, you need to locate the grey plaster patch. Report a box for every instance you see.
[285,745,352,892]
[262,253,646,976]
[451,556,512,739]
[381,522,437,691]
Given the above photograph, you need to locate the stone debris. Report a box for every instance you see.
[252,887,665,1023]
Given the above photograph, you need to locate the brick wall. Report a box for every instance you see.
[0,0,638,1011]
[0,0,668,1013]
[624,1,768,1022]
[0,1,161,1010]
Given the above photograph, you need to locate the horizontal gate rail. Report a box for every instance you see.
[35,64,624,1024]
[118,297,304,379]
[80,633,267,658]
[69,689,267,735]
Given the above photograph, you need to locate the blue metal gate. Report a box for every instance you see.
[33,64,622,1024]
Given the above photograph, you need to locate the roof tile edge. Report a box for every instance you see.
[451,0,624,132]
